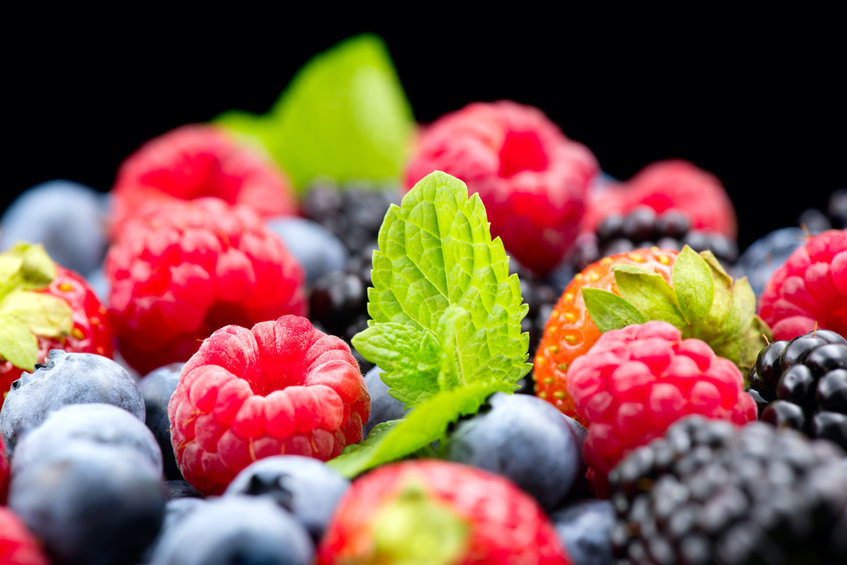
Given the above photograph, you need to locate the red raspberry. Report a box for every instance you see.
[105,197,306,375]
[758,229,847,340]
[1,262,113,410]
[316,459,572,565]
[0,438,9,504]
[566,321,756,494]
[109,124,297,240]
[0,507,50,565]
[168,315,369,495]
[405,100,598,275]
[583,160,738,240]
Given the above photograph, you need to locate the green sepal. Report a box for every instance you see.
[672,245,715,324]
[613,264,686,328]
[0,317,39,371]
[327,380,508,479]
[1,290,73,339]
[0,242,57,299]
[581,288,647,332]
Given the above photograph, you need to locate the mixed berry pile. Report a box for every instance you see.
[1,34,846,564]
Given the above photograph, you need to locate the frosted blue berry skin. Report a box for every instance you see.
[441,391,586,512]
[141,362,185,480]
[10,402,162,477]
[0,180,108,276]
[735,227,806,296]
[550,499,615,565]
[265,216,349,286]
[362,365,408,437]
[0,349,145,454]
[7,441,166,565]
[224,454,350,544]
[150,495,314,565]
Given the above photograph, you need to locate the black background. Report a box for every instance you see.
[6,17,845,251]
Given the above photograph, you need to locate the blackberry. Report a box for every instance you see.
[748,329,847,450]
[798,188,847,233]
[568,206,738,272]
[308,269,372,372]
[609,416,847,564]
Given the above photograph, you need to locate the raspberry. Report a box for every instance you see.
[0,507,50,565]
[404,100,598,275]
[583,160,738,241]
[109,124,297,240]
[168,315,369,495]
[316,459,573,565]
[566,321,757,493]
[105,197,307,375]
[758,229,847,340]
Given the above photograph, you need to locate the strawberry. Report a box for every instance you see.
[758,228,847,340]
[168,315,369,496]
[534,246,769,423]
[582,159,738,241]
[404,100,598,275]
[109,124,298,241]
[105,197,307,376]
[316,459,573,565]
[0,507,50,565]
[0,243,113,410]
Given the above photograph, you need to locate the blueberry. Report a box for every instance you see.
[7,441,166,565]
[224,454,349,544]
[0,180,108,276]
[150,495,314,565]
[265,216,349,286]
[441,392,585,511]
[0,349,145,454]
[10,402,162,478]
[550,499,616,565]
[736,227,806,297]
[141,362,185,480]
[363,365,408,437]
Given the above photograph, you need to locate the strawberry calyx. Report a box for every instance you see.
[582,245,771,379]
[370,478,469,564]
[0,243,72,371]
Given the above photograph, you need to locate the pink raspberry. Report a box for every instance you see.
[110,124,297,240]
[168,315,370,495]
[566,321,756,494]
[758,229,847,340]
[105,197,306,375]
[405,100,598,275]
[0,507,50,565]
[583,160,738,240]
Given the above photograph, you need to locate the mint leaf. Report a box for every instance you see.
[0,317,38,371]
[672,245,714,324]
[582,288,647,332]
[613,264,686,328]
[328,380,509,478]
[215,33,415,192]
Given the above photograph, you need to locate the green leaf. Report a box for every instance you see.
[327,380,508,478]
[0,290,73,339]
[0,317,38,371]
[582,288,647,332]
[215,33,415,192]
[358,171,529,406]
[0,242,57,300]
[613,264,686,328]
[672,245,714,324]
[351,323,441,406]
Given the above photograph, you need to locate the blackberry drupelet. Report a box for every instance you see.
[308,269,372,372]
[568,206,738,272]
[608,416,847,564]
[747,329,847,450]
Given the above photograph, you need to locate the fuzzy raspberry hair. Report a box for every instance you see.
[758,229,847,340]
[106,197,306,375]
[109,124,297,239]
[317,459,572,565]
[405,100,598,274]
[169,315,369,495]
